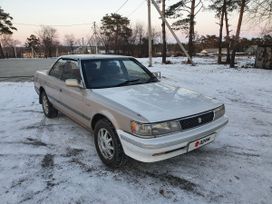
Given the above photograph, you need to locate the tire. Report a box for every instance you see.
[41,91,58,118]
[94,118,127,168]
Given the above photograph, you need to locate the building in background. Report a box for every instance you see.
[255,45,272,69]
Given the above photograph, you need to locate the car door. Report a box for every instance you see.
[59,59,90,127]
[46,58,66,110]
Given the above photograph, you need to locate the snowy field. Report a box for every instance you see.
[0,57,271,203]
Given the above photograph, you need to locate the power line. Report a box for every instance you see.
[127,0,146,17]
[115,0,129,13]
[14,1,143,27]
[14,22,91,27]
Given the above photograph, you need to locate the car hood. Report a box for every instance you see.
[93,82,222,122]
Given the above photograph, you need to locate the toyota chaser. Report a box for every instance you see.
[34,55,228,167]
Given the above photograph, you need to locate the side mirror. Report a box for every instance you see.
[65,79,81,88]
[152,71,162,79]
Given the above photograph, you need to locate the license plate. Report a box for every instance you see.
[188,134,216,152]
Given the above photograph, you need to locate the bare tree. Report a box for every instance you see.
[38,26,58,57]
[209,0,238,64]
[151,28,161,44]
[0,34,20,57]
[129,23,146,57]
[248,0,272,35]
[132,23,145,45]
[64,34,76,53]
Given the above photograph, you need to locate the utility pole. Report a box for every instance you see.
[147,0,152,67]
[89,21,102,54]
[161,0,167,64]
[92,22,99,54]
[31,46,34,58]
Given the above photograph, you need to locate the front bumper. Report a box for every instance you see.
[117,116,228,162]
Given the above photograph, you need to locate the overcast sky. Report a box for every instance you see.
[2,0,260,45]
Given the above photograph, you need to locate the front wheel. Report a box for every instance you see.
[94,119,127,168]
[41,91,58,118]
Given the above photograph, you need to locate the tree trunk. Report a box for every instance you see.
[115,26,119,54]
[162,0,167,64]
[49,46,52,58]
[139,35,143,58]
[218,5,225,64]
[0,42,4,58]
[230,0,246,68]
[225,8,231,64]
[188,0,196,62]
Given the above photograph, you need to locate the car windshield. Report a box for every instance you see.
[81,58,158,89]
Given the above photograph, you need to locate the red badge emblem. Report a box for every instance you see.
[195,140,200,148]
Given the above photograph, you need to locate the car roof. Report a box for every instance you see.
[59,54,133,61]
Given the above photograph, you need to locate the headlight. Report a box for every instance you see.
[152,121,181,135]
[131,120,181,137]
[214,105,225,120]
[131,121,152,137]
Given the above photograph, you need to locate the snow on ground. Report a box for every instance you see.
[0,57,271,204]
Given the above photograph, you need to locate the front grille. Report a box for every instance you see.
[179,111,214,130]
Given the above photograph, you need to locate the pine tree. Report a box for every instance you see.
[100,13,132,54]
[0,7,17,58]
[25,34,41,57]
[166,0,203,62]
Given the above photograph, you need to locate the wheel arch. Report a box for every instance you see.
[91,112,119,132]
[39,87,45,104]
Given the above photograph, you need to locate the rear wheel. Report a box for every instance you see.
[41,91,58,118]
[94,118,127,168]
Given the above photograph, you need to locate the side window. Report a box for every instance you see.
[61,60,82,82]
[49,59,65,79]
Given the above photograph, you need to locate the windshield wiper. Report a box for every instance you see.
[114,78,140,87]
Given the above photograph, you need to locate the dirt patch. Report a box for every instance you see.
[69,158,97,173]
[208,146,260,159]
[18,190,43,204]
[41,154,54,168]
[159,188,176,199]
[41,154,56,190]
[21,123,57,130]
[65,147,85,157]
[68,157,204,198]
[23,138,47,147]
[232,151,260,157]
[6,177,28,193]
[20,110,43,114]
[134,169,202,196]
